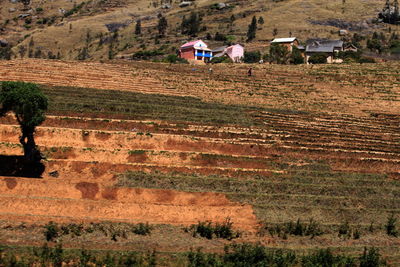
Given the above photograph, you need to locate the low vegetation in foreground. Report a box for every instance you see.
[0,243,386,267]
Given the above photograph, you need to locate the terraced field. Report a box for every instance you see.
[0,59,400,264]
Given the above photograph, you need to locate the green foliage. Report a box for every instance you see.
[359,247,384,267]
[308,53,327,64]
[181,12,201,36]
[187,249,222,267]
[132,49,165,60]
[246,16,257,42]
[64,2,85,17]
[210,56,233,64]
[367,37,383,54]
[290,46,304,64]
[135,20,141,35]
[132,223,152,236]
[0,46,12,60]
[0,81,48,129]
[269,44,290,64]
[44,221,60,242]
[302,248,357,267]
[157,16,168,37]
[243,51,261,63]
[338,221,352,239]
[188,219,240,240]
[214,32,227,41]
[385,213,397,237]
[224,244,296,267]
[1,244,157,266]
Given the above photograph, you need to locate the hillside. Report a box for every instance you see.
[1,0,399,60]
[0,59,400,265]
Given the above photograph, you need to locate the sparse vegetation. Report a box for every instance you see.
[186,218,240,240]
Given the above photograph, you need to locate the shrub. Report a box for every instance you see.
[44,221,60,241]
[132,49,165,60]
[308,53,327,64]
[269,44,290,64]
[214,218,239,240]
[302,248,356,267]
[358,57,376,63]
[163,54,188,64]
[210,56,233,64]
[338,221,351,239]
[290,46,304,64]
[359,247,384,267]
[243,51,261,63]
[189,219,240,240]
[132,222,152,235]
[385,213,397,237]
[224,244,296,266]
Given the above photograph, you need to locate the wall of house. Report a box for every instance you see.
[179,48,195,60]
[227,45,244,62]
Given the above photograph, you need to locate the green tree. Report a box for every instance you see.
[385,213,398,237]
[246,16,257,42]
[0,81,48,162]
[258,16,264,25]
[0,46,12,60]
[157,16,168,37]
[269,44,290,64]
[290,46,304,64]
[181,12,201,36]
[243,51,261,63]
[135,20,142,35]
[308,53,327,64]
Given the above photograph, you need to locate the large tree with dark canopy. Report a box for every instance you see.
[0,81,48,162]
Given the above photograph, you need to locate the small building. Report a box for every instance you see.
[305,39,344,64]
[212,44,244,63]
[271,37,300,52]
[344,43,358,52]
[179,40,213,63]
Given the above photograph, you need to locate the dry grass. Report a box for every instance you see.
[2,0,400,60]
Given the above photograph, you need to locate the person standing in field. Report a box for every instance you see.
[247,67,253,76]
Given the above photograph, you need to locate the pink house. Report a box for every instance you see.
[212,44,244,63]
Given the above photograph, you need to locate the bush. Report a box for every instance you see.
[163,54,188,64]
[243,51,261,63]
[188,219,240,240]
[223,244,296,266]
[308,53,327,64]
[269,44,290,64]
[290,47,304,64]
[302,248,356,267]
[358,57,376,63]
[210,56,233,64]
[338,221,351,239]
[359,247,384,267]
[132,49,165,60]
[132,222,152,235]
[44,221,60,242]
[385,213,397,237]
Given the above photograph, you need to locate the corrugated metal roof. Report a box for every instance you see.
[214,52,226,57]
[271,37,297,43]
[306,39,343,47]
[212,46,227,53]
[306,45,334,53]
